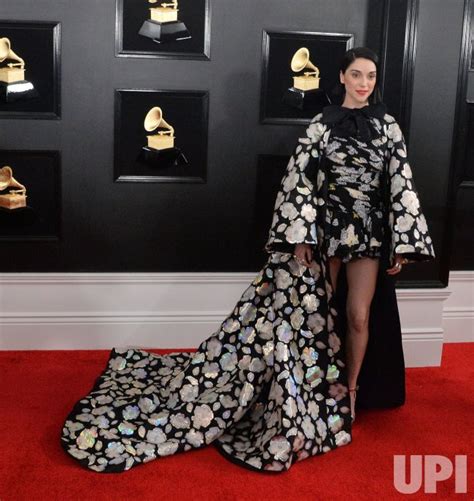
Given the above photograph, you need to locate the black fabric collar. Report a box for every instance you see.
[321,102,387,142]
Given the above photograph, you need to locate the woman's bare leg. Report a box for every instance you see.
[345,256,380,418]
[328,256,342,293]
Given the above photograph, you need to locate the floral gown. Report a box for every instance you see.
[60,103,435,473]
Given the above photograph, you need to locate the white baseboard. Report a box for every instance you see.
[0,270,471,368]
[396,288,449,367]
[442,271,474,342]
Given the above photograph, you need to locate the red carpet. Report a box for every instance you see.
[0,343,473,500]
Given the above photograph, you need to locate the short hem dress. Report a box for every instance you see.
[321,106,387,264]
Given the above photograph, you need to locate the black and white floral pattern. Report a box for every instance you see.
[265,115,326,252]
[61,252,352,473]
[322,126,387,263]
[384,117,435,262]
[265,109,436,265]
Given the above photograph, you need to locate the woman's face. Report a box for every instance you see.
[340,57,377,106]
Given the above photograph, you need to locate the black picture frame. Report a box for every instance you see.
[0,150,61,241]
[114,89,209,183]
[115,0,211,60]
[0,21,61,119]
[260,30,354,125]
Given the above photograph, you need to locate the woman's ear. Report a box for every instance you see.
[339,70,345,85]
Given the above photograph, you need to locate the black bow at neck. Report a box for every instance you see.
[321,102,387,142]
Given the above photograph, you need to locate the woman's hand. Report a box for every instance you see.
[386,253,409,275]
[294,243,313,267]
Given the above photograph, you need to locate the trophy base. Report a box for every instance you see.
[0,205,36,227]
[282,87,331,111]
[138,19,191,44]
[0,194,27,210]
[0,80,38,103]
[137,146,189,168]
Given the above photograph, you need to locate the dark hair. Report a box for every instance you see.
[331,46,383,104]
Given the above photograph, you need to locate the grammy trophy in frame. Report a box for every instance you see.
[260,31,353,124]
[139,0,191,44]
[0,21,61,119]
[0,165,27,209]
[0,37,38,103]
[138,106,188,167]
[282,47,330,111]
[116,0,209,59]
[114,89,208,183]
[0,150,60,240]
[0,159,38,233]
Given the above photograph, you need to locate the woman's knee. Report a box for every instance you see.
[346,305,370,333]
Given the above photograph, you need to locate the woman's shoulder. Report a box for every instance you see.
[310,112,324,124]
[304,112,328,142]
[382,112,397,124]
[382,113,405,142]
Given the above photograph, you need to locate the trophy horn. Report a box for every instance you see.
[0,165,13,190]
[144,107,174,136]
[291,47,319,77]
[0,165,26,193]
[0,37,25,68]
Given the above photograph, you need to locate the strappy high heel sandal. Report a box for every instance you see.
[349,385,359,423]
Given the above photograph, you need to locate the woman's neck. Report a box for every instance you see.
[341,97,369,109]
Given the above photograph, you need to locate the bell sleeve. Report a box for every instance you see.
[385,118,436,263]
[264,114,327,254]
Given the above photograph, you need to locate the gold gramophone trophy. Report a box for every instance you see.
[145,106,175,150]
[138,106,188,167]
[0,166,27,209]
[0,37,37,103]
[291,47,320,91]
[282,47,330,111]
[138,0,191,44]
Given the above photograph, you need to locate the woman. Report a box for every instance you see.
[60,47,435,474]
[279,46,436,422]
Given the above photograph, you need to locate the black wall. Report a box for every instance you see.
[0,0,470,286]
[450,0,474,270]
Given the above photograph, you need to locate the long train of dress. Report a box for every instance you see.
[60,248,353,473]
